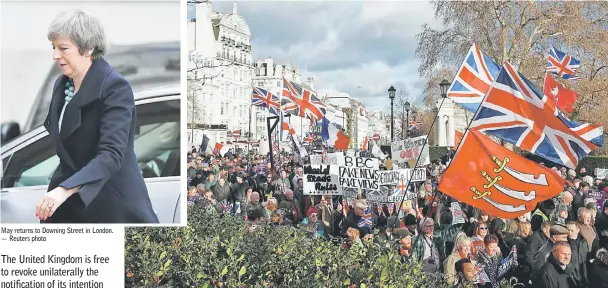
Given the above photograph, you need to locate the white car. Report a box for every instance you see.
[1,84,182,223]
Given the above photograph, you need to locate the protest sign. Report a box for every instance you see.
[303,165,342,195]
[471,240,485,260]
[309,155,322,165]
[377,168,427,186]
[587,189,604,205]
[497,246,518,278]
[390,135,430,167]
[325,152,345,166]
[332,156,379,190]
[450,202,466,224]
[595,168,608,179]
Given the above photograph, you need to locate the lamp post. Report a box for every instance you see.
[405,100,411,138]
[388,85,396,142]
[440,79,450,98]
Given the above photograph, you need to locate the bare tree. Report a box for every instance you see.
[416,1,608,152]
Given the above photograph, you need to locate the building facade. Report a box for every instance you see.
[434,97,471,146]
[187,2,255,146]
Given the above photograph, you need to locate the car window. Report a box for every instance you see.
[2,98,180,189]
[28,45,180,132]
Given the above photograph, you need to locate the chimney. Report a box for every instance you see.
[307,77,315,91]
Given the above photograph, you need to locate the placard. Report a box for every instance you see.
[390,135,430,167]
[332,156,379,190]
[595,168,608,179]
[309,155,322,165]
[378,168,427,186]
[450,202,466,224]
[303,165,342,195]
[325,152,345,166]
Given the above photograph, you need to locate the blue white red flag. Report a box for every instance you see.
[470,61,603,169]
[547,47,581,80]
[358,207,372,228]
[282,78,326,125]
[252,87,280,115]
[447,43,501,113]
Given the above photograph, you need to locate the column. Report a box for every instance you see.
[437,114,446,146]
[447,115,455,146]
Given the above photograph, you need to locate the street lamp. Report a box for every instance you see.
[440,79,450,98]
[388,85,396,142]
[405,101,411,138]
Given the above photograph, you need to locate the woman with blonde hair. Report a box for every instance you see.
[444,233,473,285]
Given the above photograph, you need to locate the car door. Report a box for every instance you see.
[1,95,181,224]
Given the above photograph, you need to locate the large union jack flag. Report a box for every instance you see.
[252,87,280,115]
[447,43,501,113]
[547,47,581,80]
[471,61,603,169]
[282,78,326,126]
[358,207,372,228]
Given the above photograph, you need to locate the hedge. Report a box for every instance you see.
[124,205,459,288]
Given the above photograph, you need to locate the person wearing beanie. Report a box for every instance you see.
[404,214,418,235]
[532,224,569,277]
[393,228,413,259]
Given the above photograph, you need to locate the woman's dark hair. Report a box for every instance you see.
[484,234,499,245]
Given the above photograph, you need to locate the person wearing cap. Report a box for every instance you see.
[392,228,413,259]
[532,224,570,277]
[596,200,608,249]
[532,199,556,232]
[340,201,372,239]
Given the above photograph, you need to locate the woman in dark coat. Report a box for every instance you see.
[37,10,158,223]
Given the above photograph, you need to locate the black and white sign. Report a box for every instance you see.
[332,156,379,190]
[377,168,426,186]
[303,165,342,195]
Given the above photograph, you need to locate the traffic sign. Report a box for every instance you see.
[372,133,380,142]
[233,130,240,139]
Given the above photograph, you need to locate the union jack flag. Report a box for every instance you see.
[447,43,501,113]
[470,61,603,169]
[408,120,421,131]
[252,87,280,115]
[358,207,372,228]
[282,78,326,126]
[547,47,581,80]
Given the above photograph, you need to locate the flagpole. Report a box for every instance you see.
[248,80,253,158]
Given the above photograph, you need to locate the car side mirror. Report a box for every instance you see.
[1,122,20,145]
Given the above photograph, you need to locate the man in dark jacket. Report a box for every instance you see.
[532,225,569,277]
[341,201,372,239]
[588,248,608,287]
[535,241,577,288]
[566,221,588,287]
[230,174,248,213]
[212,177,231,211]
[595,200,608,249]
[526,220,551,267]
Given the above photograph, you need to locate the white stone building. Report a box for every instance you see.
[434,97,472,146]
[367,110,390,145]
[187,2,255,146]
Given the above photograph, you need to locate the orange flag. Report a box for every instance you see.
[453,130,464,150]
[438,130,565,219]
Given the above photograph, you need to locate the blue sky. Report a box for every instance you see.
[188,1,439,110]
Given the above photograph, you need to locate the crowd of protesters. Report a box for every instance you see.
[187,146,608,288]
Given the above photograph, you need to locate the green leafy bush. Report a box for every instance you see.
[124,205,454,288]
